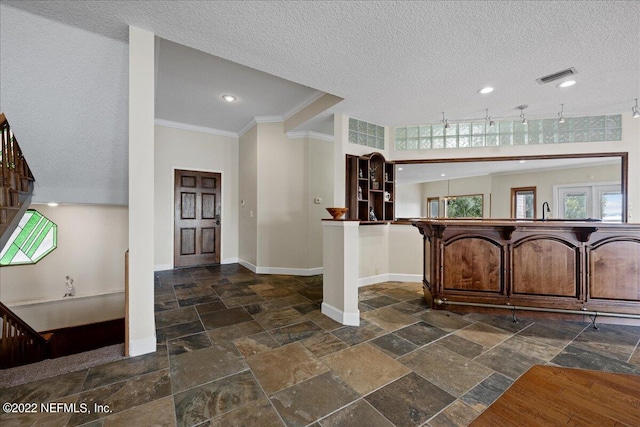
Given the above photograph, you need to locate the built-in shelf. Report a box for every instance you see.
[346,152,395,223]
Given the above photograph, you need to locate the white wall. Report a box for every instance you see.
[395,183,423,218]
[307,136,335,269]
[239,125,258,267]
[0,4,129,205]
[154,125,239,269]
[0,204,127,330]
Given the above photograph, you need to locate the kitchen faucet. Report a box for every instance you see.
[542,202,551,220]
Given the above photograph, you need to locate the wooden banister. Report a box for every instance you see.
[0,301,52,368]
[0,112,35,250]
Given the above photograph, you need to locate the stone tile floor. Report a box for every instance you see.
[2,263,640,426]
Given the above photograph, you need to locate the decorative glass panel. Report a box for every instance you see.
[527,120,542,132]
[527,133,542,144]
[349,131,358,144]
[573,117,589,130]
[558,131,573,143]
[513,133,526,145]
[472,136,485,147]
[1,210,58,265]
[472,123,485,135]
[590,128,605,141]
[605,115,621,128]
[574,130,589,142]
[499,134,512,146]
[558,118,572,131]
[391,114,620,151]
[407,138,419,150]
[351,118,385,148]
[543,119,558,132]
[605,128,622,141]
[499,121,513,133]
[396,139,406,150]
[543,132,557,144]
[445,124,458,136]
[589,116,605,129]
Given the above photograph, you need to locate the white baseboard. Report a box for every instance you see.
[238,259,257,273]
[321,302,360,326]
[358,273,422,287]
[128,335,157,357]
[238,259,322,276]
[154,264,173,272]
[221,257,239,264]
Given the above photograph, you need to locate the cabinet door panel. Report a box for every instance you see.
[443,237,502,292]
[512,238,578,297]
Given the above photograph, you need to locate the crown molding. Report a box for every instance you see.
[154,119,238,139]
[283,90,326,120]
[238,115,286,137]
[286,131,334,142]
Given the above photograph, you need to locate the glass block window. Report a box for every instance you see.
[349,118,384,149]
[395,114,622,151]
[0,210,57,266]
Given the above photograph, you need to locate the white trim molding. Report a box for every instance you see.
[221,257,240,265]
[154,119,239,139]
[286,131,334,142]
[321,302,360,326]
[154,264,173,272]
[238,259,322,276]
[358,273,422,287]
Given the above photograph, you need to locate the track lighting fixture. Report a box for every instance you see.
[442,112,450,129]
[558,103,566,123]
[485,108,495,127]
[633,98,640,119]
[516,104,528,126]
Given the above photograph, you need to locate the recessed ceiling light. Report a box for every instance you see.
[222,94,237,102]
[47,202,59,207]
[440,173,446,177]
[478,87,494,94]
[557,80,576,88]
[519,160,526,164]
[398,167,404,171]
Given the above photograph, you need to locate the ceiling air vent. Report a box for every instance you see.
[536,67,578,85]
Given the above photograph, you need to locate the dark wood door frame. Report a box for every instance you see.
[174,169,222,267]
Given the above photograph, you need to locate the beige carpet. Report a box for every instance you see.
[0,344,125,388]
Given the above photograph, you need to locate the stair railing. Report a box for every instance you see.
[1,112,35,226]
[0,301,52,368]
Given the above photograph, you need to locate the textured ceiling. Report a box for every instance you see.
[1,1,639,204]
[5,0,640,127]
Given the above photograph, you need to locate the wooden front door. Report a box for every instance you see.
[174,170,221,267]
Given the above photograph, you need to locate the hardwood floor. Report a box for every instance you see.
[471,365,640,426]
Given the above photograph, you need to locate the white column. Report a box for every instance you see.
[128,26,156,356]
[322,220,360,326]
